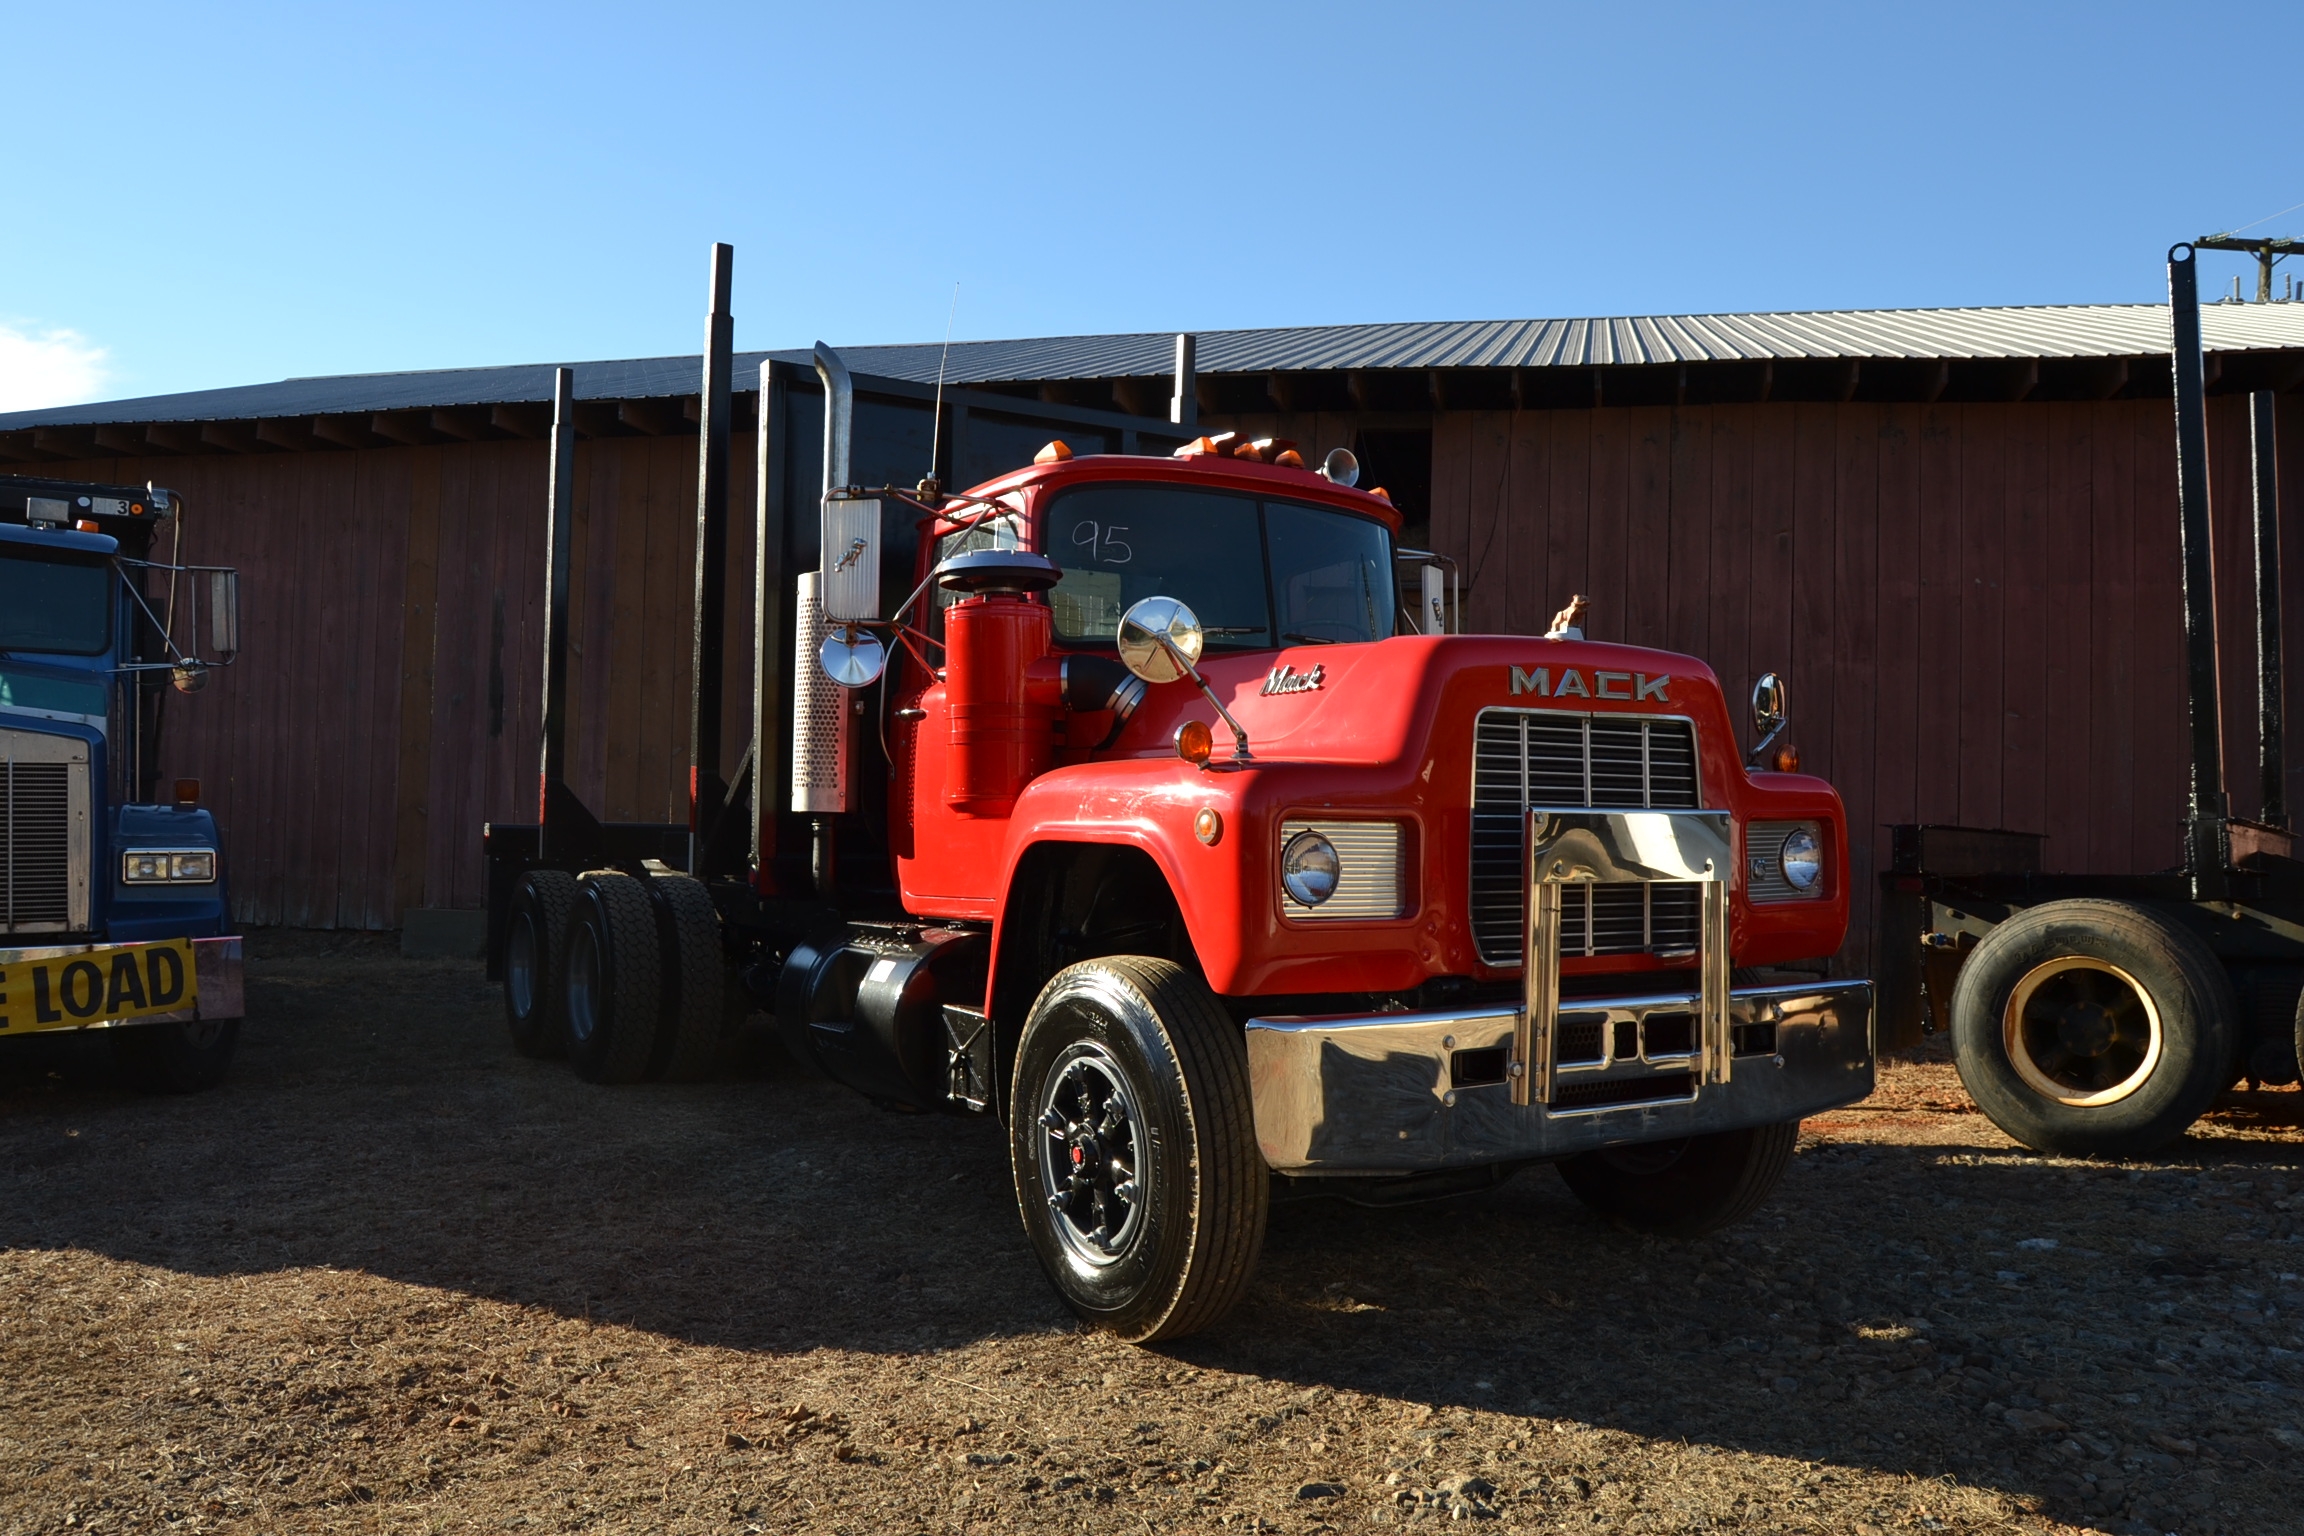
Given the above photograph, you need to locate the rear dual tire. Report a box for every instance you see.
[504,870,577,1059]
[558,869,729,1084]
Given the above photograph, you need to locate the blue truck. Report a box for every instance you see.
[0,475,245,1090]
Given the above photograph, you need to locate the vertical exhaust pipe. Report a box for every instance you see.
[2168,244,2230,889]
[798,343,858,896]
[2254,389,2286,829]
[689,243,735,871]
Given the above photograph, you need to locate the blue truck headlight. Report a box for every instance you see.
[1778,827,1822,891]
[123,849,216,884]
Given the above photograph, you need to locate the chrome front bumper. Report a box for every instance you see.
[1244,809,1874,1174]
[1245,979,1873,1172]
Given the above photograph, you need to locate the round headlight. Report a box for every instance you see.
[1779,827,1822,891]
[1281,830,1340,906]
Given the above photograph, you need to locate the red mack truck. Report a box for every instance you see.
[486,248,1877,1342]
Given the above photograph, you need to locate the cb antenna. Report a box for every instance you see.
[924,282,959,496]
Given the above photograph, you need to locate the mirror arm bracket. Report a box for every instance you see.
[1158,636,1252,763]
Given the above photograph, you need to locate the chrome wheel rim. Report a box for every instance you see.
[2004,956,2163,1107]
[506,914,538,1018]
[566,920,602,1046]
[1036,1042,1146,1267]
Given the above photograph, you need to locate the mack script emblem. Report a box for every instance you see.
[1509,665,1670,702]
[1262,662,1325,696]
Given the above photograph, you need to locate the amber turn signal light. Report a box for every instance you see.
[74,519,100,532]
[1174,720,1214,766]
[1194,807,1223,845]
[1034,440,1073,464]
[1772,745,1801,773]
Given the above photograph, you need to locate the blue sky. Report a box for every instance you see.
[4,0,2299,410]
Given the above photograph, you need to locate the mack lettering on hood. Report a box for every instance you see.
[1508,666,1670,702]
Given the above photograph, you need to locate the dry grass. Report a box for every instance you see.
[2,931,2299,1535]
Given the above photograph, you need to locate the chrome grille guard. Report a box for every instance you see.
[1513,808,1731,1107]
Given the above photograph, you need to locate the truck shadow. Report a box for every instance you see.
[1,936,2296,1535]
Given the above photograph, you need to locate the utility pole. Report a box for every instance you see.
[2192,234,2302,302]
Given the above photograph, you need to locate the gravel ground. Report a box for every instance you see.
[1,930,2299,1535]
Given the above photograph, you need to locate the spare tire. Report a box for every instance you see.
[1949,899,2234,1157]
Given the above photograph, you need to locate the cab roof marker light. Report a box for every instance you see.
[1034,440,1073,464]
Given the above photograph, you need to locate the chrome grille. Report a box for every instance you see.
[1,729,90,935]
[1470,710,1702,966]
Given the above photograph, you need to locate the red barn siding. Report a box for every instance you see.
[23,435,751,927]
[27,393,2300,977]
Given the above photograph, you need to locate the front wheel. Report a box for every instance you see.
[1556,1121,1798,1236]
[1949,899,2234,1157]
[113,1016,241,1093]
[1009,957,1267,1344]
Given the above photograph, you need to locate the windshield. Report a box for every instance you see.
[1037,484,1393,649]
[0,550,111,655]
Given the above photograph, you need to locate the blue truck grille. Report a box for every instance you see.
[1469,710,1703,966]
[3,759,73,932]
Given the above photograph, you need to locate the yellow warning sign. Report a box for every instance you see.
[0,938,201,1034]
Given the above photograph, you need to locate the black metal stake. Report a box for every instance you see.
[689,243,734,872]
[750,361,791,892]
[538,366,577,862]
[2254,390,2286,829]
[2169,245,2230,890]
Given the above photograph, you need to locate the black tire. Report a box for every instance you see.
[1009,956,1268,1344]
[565,871,663,1085]
[1556,1120,1798,1236]
[649,873,726,1082]
[2294,988,2304,1090]
[113,1016,241,1093]
[1949,898,2235,1157]
[503,869,576,1060]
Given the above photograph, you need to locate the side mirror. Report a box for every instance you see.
[1748,672,1789,768]
[817,626,887,688]
[819,492,882,621]
[1115,595,1205,685]
[209,570,240,661]
[1115,594,1207,686]
[1114,595,1252,764]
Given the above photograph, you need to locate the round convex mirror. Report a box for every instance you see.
[819,626,888,688]
[1751,671,1787,736]
[1115,596,1205,685]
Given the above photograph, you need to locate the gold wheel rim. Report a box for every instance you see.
[2002,956,2163,1107]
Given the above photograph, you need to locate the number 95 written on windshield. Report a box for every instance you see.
[1069,521,1132,564]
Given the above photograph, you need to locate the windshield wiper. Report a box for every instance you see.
[1281,632,1340,645]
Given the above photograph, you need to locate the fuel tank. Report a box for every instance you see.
[774,924,988,1109]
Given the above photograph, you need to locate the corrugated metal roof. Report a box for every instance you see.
[9,301,2304,430]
